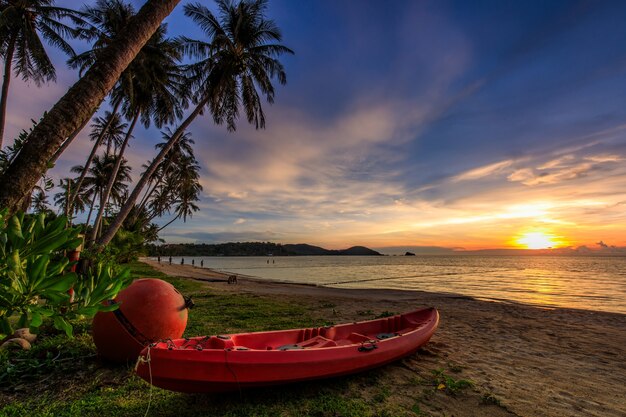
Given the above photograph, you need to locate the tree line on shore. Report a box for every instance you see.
[148,242,383,257]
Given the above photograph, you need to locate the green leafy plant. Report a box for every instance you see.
[0,210,131,337]
[431,368,474,395]
[72,260,132,318]
[0,210,82,335]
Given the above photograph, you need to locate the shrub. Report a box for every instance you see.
[0,210,131,337]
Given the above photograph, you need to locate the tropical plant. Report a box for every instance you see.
[97,0,293,246]
[0,0,182,214]
[0,210,80,335]
[0,210,132,337]
[108,227,146,263]
[0,0,86,148]
[68,0,135,76]
[0,210,81,333]
[71,259,132,318]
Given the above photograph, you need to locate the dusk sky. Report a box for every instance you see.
[4,0,626,251]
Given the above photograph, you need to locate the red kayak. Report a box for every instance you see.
[135,307,439,392]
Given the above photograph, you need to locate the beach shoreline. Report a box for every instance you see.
[141,258,626,417]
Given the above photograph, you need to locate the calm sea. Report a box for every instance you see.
[159,256,626,314]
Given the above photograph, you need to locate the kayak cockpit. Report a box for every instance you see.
[153,307,436,352]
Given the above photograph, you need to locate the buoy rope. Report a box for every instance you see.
[224,349,243,397]
[134,347,153,417]
[109,299,152,345]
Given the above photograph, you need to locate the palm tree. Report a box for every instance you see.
[157,154,201,231]
[64,109,128,216]
[70,153,130,229]
[141,149,201,231]
[53,178,86,224]
[0,0,86,148]
[89,111,127,156]
[0,0,181,214]
[30,189,50,214]
[135,128,194,214]
[97,0,293,246]
[89,19,187,244]
[65,0,152,218]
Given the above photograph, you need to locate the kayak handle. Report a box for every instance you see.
[358,340,378,352]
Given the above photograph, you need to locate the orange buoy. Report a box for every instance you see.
[92,278,189,363]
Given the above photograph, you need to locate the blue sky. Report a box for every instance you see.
[4,0,626,250]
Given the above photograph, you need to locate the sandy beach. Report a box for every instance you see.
[142,259,626,417]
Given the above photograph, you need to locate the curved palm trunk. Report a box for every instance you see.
[89,111,139,245]
[85,192,98,227]
[49,115,93,165]
[136,158,175,215]
[0,35,17,149]
[136,178,160,212]
[157,214,180,232]
[97,95,209,247]
[0,0,181,213]
[67,100,122,215]
[20,190,33,213]
[64,179,72,220]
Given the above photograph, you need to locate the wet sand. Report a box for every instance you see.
[143,259,626,417]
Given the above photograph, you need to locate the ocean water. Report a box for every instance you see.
[160,255,626,314]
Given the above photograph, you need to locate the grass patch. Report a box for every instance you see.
[127,260,169,280]
[0,332,95,388]
[183,292,328,336]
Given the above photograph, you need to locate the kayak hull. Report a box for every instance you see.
[136,307,439,393]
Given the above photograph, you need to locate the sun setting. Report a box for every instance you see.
[515,231,564,249]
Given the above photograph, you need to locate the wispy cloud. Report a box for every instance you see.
[507,152,623,186]
[452,160,513,182]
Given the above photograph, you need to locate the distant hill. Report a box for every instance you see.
[146,242,382,257]
[282,244,329,256]
[340,246,382,256]
[283,244,381,256]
